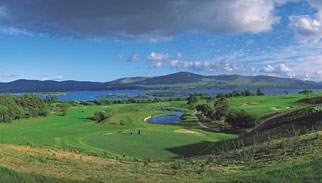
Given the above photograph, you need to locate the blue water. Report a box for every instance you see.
[147,112,184,124]
[11,89,322,101]
[146,107,186,124]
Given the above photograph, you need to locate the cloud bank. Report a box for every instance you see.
[0,0,294,39]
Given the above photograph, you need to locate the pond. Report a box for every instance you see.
[146,107,186,124]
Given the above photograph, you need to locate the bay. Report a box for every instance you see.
[11,89,322,101]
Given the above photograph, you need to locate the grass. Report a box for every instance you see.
[0,129,320,182]
[0,166,85,183]
[0,101,237,160]
[0,93,321,182]
[227,93,322,116]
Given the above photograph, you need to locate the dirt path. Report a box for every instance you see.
[247,108,302,136]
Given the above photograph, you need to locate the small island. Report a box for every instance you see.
[33,92,71,96]
[96,94,130,99]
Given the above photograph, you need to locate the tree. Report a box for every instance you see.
[44,96,51,104]
[51,96,59,102]
[196,104,216,120]
[299,90,313,97]
[244,89,252,96]
[187,94,198,105]
[256,88,264,96]
[214,98,229,120]
[94,111,109,123]
[284,90,288,95]
[226,110,258,128]
[0,105,11,122]
[216,93,226,99]
[60,106,68,116]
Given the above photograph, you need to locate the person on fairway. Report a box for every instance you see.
[131,129,133,136]
[138,129,141,135]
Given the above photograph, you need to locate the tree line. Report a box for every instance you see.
[0,94,50,122]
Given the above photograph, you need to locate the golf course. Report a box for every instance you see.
[0,92,321,182]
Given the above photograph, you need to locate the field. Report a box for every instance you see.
[0,93,321,182]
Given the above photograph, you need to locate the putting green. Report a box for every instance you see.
[83,129,208,160]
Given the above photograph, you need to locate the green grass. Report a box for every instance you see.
[84,129,233,160]
[0,94,321,182]
[0,101,237,160]
[227,93,322,115]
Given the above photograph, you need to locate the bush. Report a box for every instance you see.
[226,110,258,128]
[94,111,109,123]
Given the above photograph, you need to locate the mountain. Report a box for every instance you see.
[1,72,322,93]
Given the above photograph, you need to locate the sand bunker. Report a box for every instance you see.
[286,106,291,109]
[174,129,206,136]
[104,132,113,135]
[144,116,151,122]
[252,102,259,104]
[240,103,248,106]
[271,107,281,110]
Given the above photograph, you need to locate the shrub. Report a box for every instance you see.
[94,111,109,122]
[226,110,259,128]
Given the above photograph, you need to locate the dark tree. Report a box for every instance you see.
[256,88,264,96]
[244,89,252,96]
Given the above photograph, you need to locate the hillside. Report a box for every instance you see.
[1,72,322,93]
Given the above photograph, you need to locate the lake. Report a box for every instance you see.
[11,89,322,101]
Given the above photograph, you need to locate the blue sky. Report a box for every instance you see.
[1,0,322,82]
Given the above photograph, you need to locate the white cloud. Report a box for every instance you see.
[41,73,49,76]
[150,61,163,69]
[2,73,18,77]
[262,65,276,72]
[147,52,169,61]
[171,52,182,60]
[288,0,322,43]
[127,54,140,62]
[289,13,322,43]
[168,59,242,73]
[260,64,295,78]
[53,75,63,80]
[40,78,50,81]
[0,27,33,36]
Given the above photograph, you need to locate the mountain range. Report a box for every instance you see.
[1,72,322,93]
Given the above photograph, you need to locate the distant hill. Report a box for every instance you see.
[1,72,322,93]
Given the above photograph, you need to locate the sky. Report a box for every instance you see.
[1,0,322,82]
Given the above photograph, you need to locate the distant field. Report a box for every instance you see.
[227,93,322,115]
